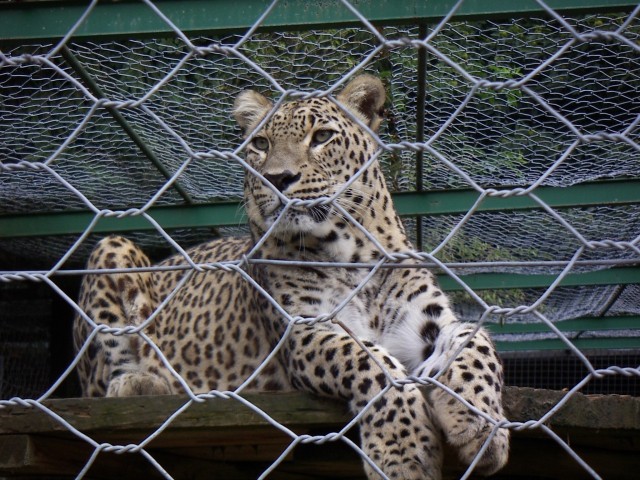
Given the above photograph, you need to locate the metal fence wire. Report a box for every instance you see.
[1,0,640,478]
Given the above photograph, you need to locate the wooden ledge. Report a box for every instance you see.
[1,387,639,479]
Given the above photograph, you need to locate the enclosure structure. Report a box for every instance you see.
[1,0,640,478]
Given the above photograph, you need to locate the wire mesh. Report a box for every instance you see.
[1,0,640,479]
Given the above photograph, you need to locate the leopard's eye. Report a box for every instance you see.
[311,129,334,146]
[251,136,269,151]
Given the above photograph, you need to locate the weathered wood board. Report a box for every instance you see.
[1,387,639,479]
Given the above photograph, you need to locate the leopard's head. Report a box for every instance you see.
[233,75,388,242]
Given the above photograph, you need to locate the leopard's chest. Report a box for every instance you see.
[266,265,382,340]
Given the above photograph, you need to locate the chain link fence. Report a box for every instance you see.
[1,0,639,478]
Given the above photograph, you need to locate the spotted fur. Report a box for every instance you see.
[74,75,509,479]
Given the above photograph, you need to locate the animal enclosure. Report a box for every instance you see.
[1,0,640,478]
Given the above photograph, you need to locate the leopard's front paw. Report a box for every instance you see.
[106,371,172,396]
[430,388,509,476]
[361,431,442,480]
[359,387,443,480]
[456,422,509,476]
[362,451,440,480]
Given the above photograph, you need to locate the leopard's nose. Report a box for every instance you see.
[263,170,301,192]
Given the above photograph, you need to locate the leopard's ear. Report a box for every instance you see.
[336,74,386,132]
[233,90,273,135]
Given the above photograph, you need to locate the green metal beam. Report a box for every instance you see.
[0,201,244,239]
[393,180,640,216]
[487,315,640,335]
[491,316,640,352]
[496,336,640,352]
[1,180,638,238]
[438,266,640,291]
[1,0,638,42]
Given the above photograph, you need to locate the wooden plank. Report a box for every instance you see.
[0,392,350,437]
[3,388,639,437]
[504,386,640,431]
[1,388,640,478]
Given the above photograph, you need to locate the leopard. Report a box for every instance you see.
[73,74,509,479]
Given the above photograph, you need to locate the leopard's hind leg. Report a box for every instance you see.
[73,235,172,397]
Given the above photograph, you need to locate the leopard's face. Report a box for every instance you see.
[234,76,386,240]
[242,99,378,236]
